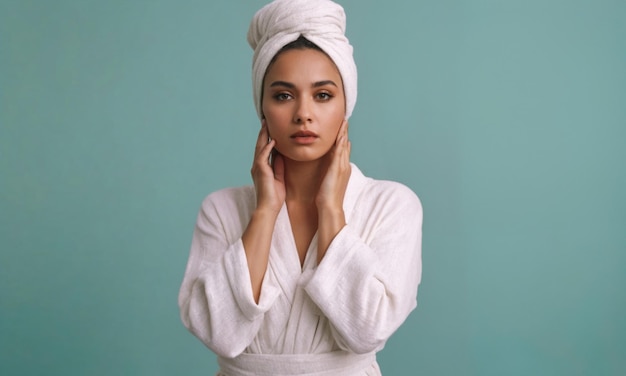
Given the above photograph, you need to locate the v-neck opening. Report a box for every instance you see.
[288,222,318,272]
[280,204,318,272]
[300,232,318,271]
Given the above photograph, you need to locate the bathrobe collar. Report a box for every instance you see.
[268,163,369,286]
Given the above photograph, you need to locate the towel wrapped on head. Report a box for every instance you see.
[247,0,358,120]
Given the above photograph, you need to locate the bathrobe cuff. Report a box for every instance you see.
[223,239,281,321]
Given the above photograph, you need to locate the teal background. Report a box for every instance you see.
[1,0,624,375]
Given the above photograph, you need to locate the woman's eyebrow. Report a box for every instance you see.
[269,80,338,89]
[312,80,337,88]
[269,80,295,88]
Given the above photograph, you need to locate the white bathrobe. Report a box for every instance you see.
[179,164,422,376]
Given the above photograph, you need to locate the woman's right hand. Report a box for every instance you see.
[244,121,285,303]
[251,121,285,215]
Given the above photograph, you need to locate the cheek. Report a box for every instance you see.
[263,107,291,139]
[266,124,278,141]
[264,117,287,146]
[262,101,284,123]
[327,107,345,133]
[326,96,346,123]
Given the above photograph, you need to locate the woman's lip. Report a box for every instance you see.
[290,131,318,145]
[291,131,318,138]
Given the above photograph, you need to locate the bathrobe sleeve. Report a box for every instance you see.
[304,181,423,354]
[178,188,281,358]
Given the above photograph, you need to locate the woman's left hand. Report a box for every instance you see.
[316,120,351,264]
[316,120,351,211]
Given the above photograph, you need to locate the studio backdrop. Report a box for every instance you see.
[1,0,624,375]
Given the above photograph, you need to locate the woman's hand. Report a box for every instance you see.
[316,119,351,212]
[251,121,286,214]
[243,120,286,303]
[316,120,351,263]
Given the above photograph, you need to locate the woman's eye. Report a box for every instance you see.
[316,92,333,101]
[274,93,291,101]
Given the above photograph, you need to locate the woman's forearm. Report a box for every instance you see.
[316,205,346,264]
[242,208,279,303]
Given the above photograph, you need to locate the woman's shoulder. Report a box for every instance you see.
[200,185,256,214]
[356,167,422,213]
[348,170,423,230]
[368,177,419,198]
[371,179,421,210]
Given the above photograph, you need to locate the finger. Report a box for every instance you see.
[341,119,349,137]
[252,140,275,174]
[273,152,285,182]
[258,139,275,162]
[337,136,350,170]
[335,120,349,146]
[255,136,273,167]
[336,129,348,150]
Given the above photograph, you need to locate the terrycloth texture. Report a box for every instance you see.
[247,0,358,119]
[179,164,422,375]
[217,352,379,376]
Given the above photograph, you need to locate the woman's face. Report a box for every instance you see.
[262,48,346,163]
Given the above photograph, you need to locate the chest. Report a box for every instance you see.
[286,202,318,267]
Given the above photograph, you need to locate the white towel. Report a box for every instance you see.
[247,0,358,119]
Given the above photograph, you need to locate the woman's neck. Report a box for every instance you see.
[282,155,329,203]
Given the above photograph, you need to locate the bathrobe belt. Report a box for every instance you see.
[217,351,377,376]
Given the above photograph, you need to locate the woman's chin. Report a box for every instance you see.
[279,150,331,164]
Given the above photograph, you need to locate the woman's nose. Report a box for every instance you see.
[293,98,313,124]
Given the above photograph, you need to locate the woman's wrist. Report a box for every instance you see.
[253,205,281,221]
[318,205,345,238]
[317,199,344,218]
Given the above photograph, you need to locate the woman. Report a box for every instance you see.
[178,0,423,375]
